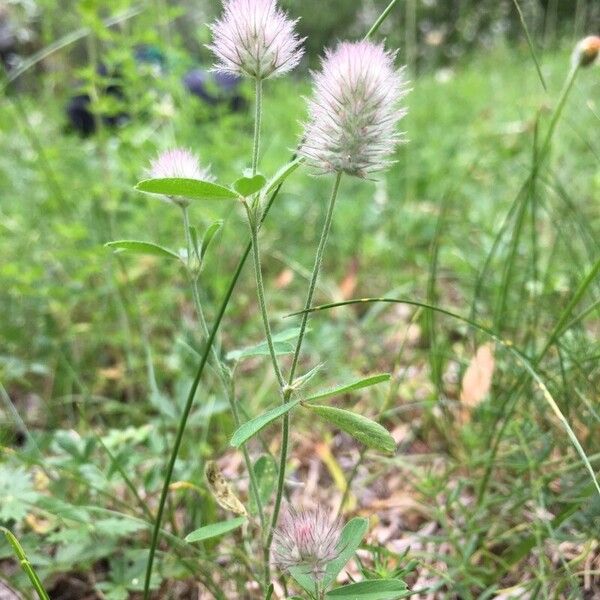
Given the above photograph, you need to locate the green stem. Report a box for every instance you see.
[2,527,50,600]
[252,78,263,175]
[264,172,343,585]
[182,207,265,531]
[364,0,401,40]
[247,205,286,388]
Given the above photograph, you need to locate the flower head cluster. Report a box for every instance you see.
[149,148,211,181]
[572,35,600,68]
[208,0,304,80]
[272,507,342,581]
[146,148,212,206]
[299,41,409,178]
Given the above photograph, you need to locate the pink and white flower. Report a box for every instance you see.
[272,507,342,580]
[208,0,304,80]
[299,41,409,178]
[148,148,211,181]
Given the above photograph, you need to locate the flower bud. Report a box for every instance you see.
[272,506,342,581]
[572,35,600,68]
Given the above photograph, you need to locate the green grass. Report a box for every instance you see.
[1,38,599,598]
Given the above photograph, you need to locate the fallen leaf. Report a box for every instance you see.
[275,268,294,289]
[459,343,495,422]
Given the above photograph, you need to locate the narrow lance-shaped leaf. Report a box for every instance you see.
[323,517,369,587]
[326,579,409,599]
[306,405,396,454]
[230,399,302,448]
[105,240,181,261]
[136,177,239,201]
[201,221,223,259]
[264,158,302,195]
[305,373,390,402]
[289,517,369,593]
[185,517,246,543]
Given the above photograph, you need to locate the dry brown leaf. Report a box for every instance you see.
[459,343,495,422]
[338,258,359,300]
[275,268,294,289]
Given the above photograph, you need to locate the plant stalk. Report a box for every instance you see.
[264,172,343,586]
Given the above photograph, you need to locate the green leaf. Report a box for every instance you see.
[326,580,409,599]
[105,240,180,261]
[136,178,239,201]
[265,158,302,195]
[323,517,369,587]
[233,174,267,197]
[226,341,294,362]
[230,399,302,448]
[201,221,223,259]
[250,455,277,515]
[185,517,246,543]
[226,328,305,361]
[306,405,396,454]
[306,373,391,402]
[189,225,201,261]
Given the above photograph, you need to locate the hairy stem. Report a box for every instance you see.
[264,172,343,585]
[183,207,265,530]
[252,78,263,176]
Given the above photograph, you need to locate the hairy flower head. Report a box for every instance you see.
[149,148,211,181]
[299,40,408,178]
[272,507,342,581]
[208,0,304,80]
[572,35,600,68]
[147,149,213,206]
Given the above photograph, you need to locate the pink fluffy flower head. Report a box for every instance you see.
[208,0,304,80]
[149,148,211,181]
[147,148,212,206]
[299,41,409,178]
[272,507,342,581]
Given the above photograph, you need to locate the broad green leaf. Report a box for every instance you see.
[306,373,391,402]
[201,220,223,259]
[306,405,396,454]
[136,178,239,201]
[185,517,246,543]
[265,158,302,195]
[230,399,302,448]
[323,517,369,587]
[233,174,267,197]
[105,240,180,261]
[326,580,409,599]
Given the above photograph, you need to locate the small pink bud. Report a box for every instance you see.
[272,507,342,581]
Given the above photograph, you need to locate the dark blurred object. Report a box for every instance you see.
[0,2,39,73]
[65,64,128,137]
[0,6,18,70]
[183,69,245,111]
